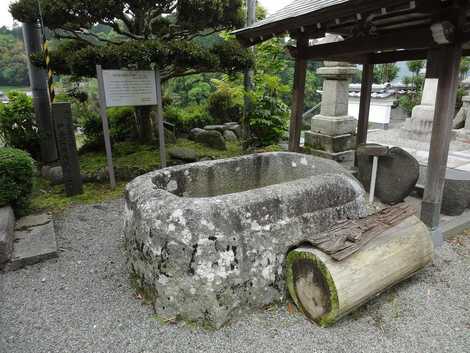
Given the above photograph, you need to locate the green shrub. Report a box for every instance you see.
[207,80,243,124]
[80,106,138,151]
[0,147,34,215]
[249,94,289,146]
[399,93,421,116]
[0,91,40,159]
[164,104,213,133]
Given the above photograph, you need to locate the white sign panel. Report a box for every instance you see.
[102,70,157,107]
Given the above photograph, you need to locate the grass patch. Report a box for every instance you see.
[30,177,126,214]
[79,139,244,176]
[175,138,244,159]
[79,142,162,175]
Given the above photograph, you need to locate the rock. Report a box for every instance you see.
[357,144,419,204]
[227,124,242,138]
[0,206,15,266]
[441,169,470,216]
[195,130,227,150]
[168,147,199,163]
[203,125,226,133]
[124,152,367,328]
[189,128,205,141]
[223,130,238,142]
[48,166,64,185]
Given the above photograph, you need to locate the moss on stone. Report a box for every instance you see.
[285,248,339,327]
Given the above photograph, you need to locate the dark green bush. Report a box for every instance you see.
[80,106,138,151]
[0,91,41,160]
[0,147,34,215]
[164,104,213,134]
[207,80,243,124]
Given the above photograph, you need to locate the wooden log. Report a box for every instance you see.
[285,216,433,327]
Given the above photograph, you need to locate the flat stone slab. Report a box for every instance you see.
[15,213,51,230]
[4,215,58,271]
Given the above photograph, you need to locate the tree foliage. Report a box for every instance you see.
[0,91,40,159]
[373,63,399,84]
[10,0,253,81]
[0,26,29,86]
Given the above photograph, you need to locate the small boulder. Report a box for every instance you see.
[48,166,64,185]
[189,128,205,141]
[203,125,226,133]
[195,130,227,150]
[357,144,419,204]
[227,124,242,138]
[168,147,199,163]
[223,130,238,142]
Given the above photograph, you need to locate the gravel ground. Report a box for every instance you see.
[1,199,469,353]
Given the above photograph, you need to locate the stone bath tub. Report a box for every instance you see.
[124,152,367,328]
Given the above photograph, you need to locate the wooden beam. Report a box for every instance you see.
[356,63,374,147]
[299,27,436,60]
[288,37,308,152]
[421,44,463,237]
[235,0,430,47]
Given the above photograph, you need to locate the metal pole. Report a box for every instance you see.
[22,22,58,163]
[369,156,379,203]
[155,70,167,168]
[96,65,116,189]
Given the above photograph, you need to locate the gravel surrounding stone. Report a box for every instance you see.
[1,199,469,353]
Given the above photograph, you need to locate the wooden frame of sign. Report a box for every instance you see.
[96,65,167,188]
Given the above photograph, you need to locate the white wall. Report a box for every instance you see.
[348,98,394,125]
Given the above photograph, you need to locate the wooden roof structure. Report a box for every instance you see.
[234,0,470,239]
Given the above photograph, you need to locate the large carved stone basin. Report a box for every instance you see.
[124,152,367,328]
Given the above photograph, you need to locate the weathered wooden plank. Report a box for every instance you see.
[307,204,417,262]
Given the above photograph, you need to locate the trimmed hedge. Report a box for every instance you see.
[0,147,34,215]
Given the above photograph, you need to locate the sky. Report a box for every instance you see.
[0,0,292,28]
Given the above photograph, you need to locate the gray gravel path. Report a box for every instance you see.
[1,199,469,353]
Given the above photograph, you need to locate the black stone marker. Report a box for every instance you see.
[52,102,83,196]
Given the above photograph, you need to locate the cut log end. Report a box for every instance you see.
[286,250,339,327]
[293,258,333,323]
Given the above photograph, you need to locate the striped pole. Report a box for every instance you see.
[42,39,55,103]
[36,0,55,103]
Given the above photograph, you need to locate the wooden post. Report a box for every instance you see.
[288,37,308,152]
[96,65,117,189]
[52,102,83,196]
[356,63,374,146]
[421,44,462,242]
